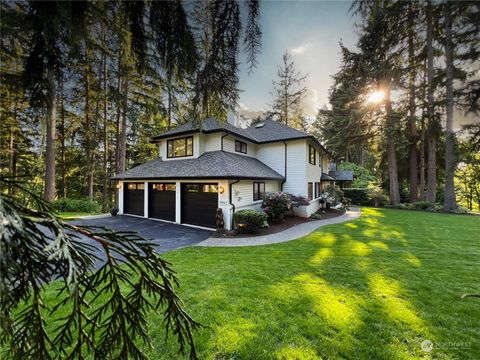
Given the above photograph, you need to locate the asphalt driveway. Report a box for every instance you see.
[71,215,212,254]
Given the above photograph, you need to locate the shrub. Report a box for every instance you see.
[261,192,291,222]
[367,184,387,207]
[343,188,370,206]
[412,201,433,210]
[234,210,268,233]
[337,162,376,188]
[52,197,101,213]
[321,185,344,207]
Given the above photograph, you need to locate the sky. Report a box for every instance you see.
[237,0,357,118]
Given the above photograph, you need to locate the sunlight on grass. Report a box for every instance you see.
[208,318,257,355]
[344,222,358,229]
[368,240,389,250]
[368,273,427,334]
[294,273,362,330]
[361,207,385,217]
[404,253,422,267]
[310,247,333,265]
[275,345,319,360]
[308,232,336,246]
[345,239,372,256]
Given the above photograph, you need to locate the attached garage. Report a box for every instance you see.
[149,183,176,222]
[181,183,218,228]
[124,183,144,216]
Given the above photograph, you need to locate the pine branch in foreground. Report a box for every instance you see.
[0,177,200,360]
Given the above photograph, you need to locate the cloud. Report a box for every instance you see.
[291,43,310,55]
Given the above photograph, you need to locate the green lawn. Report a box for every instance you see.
[56,212,95,220]
[154,208,479,359]
[45,208,479,359]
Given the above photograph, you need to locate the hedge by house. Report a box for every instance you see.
[343,188,370,206]
[52,197,101,213]
[234,210,268,233]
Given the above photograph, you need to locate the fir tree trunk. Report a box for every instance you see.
[84,55,94,201]
[102,36,109,213]
[407,2,418,202]
[385,86,400,205]
[44,67,57,202]
[419,114,426,200]
[60,76,66,198]
[443,0,457,211]
[118,72,129,174]
[426,0,436,205]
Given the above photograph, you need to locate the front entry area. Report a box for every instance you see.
[149,183,176,222]
[181,183,218,228]
[124,183,145,216]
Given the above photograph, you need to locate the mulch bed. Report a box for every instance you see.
[215,208,346,238]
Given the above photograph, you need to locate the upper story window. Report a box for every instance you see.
[319,153,322,168]
[235,140,247,154]
[167,136,193,158]
[309,145,316,165]
[253,182,265,201]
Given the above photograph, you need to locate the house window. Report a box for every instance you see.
[308,182,313,201]
[319,154,322,168]
[309,146,316,165]
[315,182,320,198]
[253,182,265,201]
[167,136,193,158]
[235,140,247,154]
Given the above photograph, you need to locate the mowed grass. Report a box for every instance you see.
[43,208,479,359]
[153,208,480,359]
[56,211,94,220]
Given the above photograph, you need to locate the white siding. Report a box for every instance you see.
[223,135,257,157]
[231,180,280,211]
[202,133,221,153]
[283,140,307,196]
[256,142,286,177]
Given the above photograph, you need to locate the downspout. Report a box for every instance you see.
[221,131,229,151]
[229,179,240,229]
[281,141,287,191]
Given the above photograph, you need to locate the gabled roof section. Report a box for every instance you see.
[321,173,335,181]
[244,119,309,143]
[151,117,332,157]
[329,170,354,182]
[151,118,256,143]
[112,150,285,181]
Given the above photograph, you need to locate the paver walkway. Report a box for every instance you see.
[197,207,361,247]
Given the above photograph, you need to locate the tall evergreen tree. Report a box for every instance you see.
[23,1,88,201]
[269,50,308,129]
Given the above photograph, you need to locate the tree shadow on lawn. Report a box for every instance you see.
[149,208,480,359]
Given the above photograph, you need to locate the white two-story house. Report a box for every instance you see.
[113,118,342,230]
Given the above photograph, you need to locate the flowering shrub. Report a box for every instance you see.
[261,192,291,222]
[321,185,344,207]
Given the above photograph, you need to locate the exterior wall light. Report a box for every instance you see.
[116,183,121,189]
[218,186,225,194]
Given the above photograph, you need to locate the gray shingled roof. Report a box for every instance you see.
[321,173,335,181]
[152,118,256,142]
[151,118,332,157]
[244,119,309,142]
[329,170,354,181]
[112,151,285,180]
